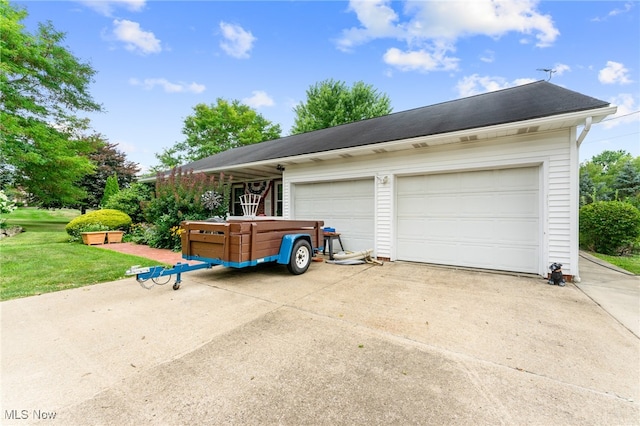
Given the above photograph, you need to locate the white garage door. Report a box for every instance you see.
[396,167,540,273]
[294,179,375,252]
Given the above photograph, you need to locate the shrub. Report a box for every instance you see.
[100,174,120,207]
[65,209,132,239]
[0,190,16,229]
[103,183,153,223]
[144,169,231,250]
[67,223,110,243]
[125,222,155,245]
[580,201,640,255]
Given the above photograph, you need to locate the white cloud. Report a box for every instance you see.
[592,2,634,22]
[480,50,495,63]
[383,47,458,72]
[242,91,274,108]
[598,61,633,85]
[338,0,559,73]
[112,19,161,55]
[113,139,137,154]
[456,74,535,97]
[78,0,145,16]
[219,22,256,59]
[602,93,639,129]
[553,63,571,76]
[129,78,206,94]
[336,0,403,52]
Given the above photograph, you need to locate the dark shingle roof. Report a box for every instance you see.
[182,81,609,172]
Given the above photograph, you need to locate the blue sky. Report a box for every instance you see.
[16,1,640,172]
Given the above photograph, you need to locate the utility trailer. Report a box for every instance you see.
[126,218,324,290]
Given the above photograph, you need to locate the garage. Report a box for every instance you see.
[396,167,540,273]
[293,179,375,252]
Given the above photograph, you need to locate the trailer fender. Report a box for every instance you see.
[277,234,311,265]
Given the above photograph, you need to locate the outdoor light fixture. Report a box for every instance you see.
[276,164,285,171]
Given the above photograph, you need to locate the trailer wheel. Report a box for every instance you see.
[287,239,312,275]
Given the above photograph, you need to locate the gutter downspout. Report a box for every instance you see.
[576,116,592,147]
[572,116,592,283]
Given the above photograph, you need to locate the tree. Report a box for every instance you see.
[1,1,104,206]
[74,135,139,213]
[103,182,153,223]
[612,158,640,208]
[101,174,119,207]
[154,99,281,170]
[291,79,392,134]
[579,150,638,205]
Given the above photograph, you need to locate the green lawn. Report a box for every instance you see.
[588,252,640,275]
[0,208,164,301]
[3,207,80,232]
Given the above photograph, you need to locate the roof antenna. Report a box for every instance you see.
[537,68,556,81]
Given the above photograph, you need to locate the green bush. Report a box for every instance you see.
[125,222,155,245]
[103,183,152,223]
[100,174,120,207]
[67,223,110,243]
[144,169,230,250]
[65,209,132,238]
[580,201,640,255]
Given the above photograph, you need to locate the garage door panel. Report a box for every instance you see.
[422,195,462,215]
[496,220,538,242]
[497,192,538,215]
[458,219,496,240]
[396,196,423,214]
[397,167,540,273]
[294,180,374,252]
[401,241,459,263]
[496,167,539,188]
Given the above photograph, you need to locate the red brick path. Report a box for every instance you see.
[97,242,198,265]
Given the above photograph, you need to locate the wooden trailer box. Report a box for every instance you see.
[180,219,324,264]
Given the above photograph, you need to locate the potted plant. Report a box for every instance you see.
[79,224,109,245]
[106,230,125,243]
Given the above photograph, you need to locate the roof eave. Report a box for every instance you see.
[139,105,616,183]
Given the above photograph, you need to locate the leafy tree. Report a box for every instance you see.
[101,174,119,207]
[579,150,638,206]
[154,99,281,170]
[1,1,103,206]
[291,79,392,134]
[613,159,640,200]
[103,182,153,224]
[74,135,139,213]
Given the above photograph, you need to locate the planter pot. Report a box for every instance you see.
[81,231,107,245]
[106,231,124,244]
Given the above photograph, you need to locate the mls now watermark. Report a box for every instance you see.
[4,409,57,420]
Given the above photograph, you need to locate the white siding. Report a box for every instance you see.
[284,129,574,277]
[375,174,393,258]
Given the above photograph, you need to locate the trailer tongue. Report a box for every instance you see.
[126,219,324,290]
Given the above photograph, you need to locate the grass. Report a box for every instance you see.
[588,252,640,275]
[3,207,80,232]
[0,208,164,301]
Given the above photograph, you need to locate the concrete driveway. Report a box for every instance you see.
[1,258,638,425]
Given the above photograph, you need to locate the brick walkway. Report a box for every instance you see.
[97,242,197,265]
